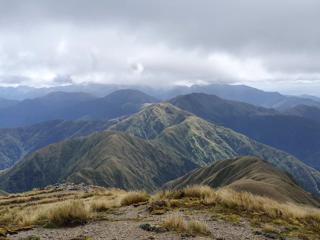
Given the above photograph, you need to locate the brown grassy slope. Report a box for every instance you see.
[164,156,320,206]
[0,185,126,229]
[1,185,320,239]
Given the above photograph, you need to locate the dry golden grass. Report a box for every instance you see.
[162,215,210,236]
[262,223,280,234]
[45,200,91,227]
[1,184,320,239]
[183,185,214,199]
[152,185,217,203]
[89,197,121,212]
[120,191,149,206]
[156,185,320,225]
[187,220,210,235]
[162,215,187,232]
[217,188,320,223]
[0,187,126,228]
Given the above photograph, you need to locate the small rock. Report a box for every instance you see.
[139,223,168,233]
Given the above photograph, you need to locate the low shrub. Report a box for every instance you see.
[162,215,210,236]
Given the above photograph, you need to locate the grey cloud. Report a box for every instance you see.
[0,0,319,94]
[52,75,73,84]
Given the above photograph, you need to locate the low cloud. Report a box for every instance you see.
[0,0,319,94]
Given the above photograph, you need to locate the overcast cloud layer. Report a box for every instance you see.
[0,0,319,94]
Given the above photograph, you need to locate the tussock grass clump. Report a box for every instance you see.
[183,185,214,199]
[162,215,210,236]
[46,200,91,227]
[162,215,187,232]
[152,185,217,201]
[89,198,120,212]
[120,191,150,206]
[188,220,210,235]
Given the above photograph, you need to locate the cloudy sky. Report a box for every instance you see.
[0,0,319,95]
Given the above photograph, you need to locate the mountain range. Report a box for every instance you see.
[1,83,320,110]
[1,103,320,197]
[169,93,320,171]
[0,89,157,128]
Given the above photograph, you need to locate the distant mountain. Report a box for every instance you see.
[0,120,111,170]
[154,84,320,109]
[170,93,320,171]
[0,84,132,99]
[0,92,96,128]
[62,89,158,120]
[301,94,320,102]
[284,105,320,124]
[164,156,320,206]
[1,103,320,195]
[1,83,319,110]
[0,98,18,109]
[0,89,157,128]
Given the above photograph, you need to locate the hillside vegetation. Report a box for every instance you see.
[0,131,195,193]
[170,93,320,171]
[0,120,111,169]
[1,103,320,197]
[111,103,320,196]
[164,156,320,206]
[1,185,320,240]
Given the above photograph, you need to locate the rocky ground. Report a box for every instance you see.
[10,204,291,240]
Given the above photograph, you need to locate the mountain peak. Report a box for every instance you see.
[109,103,191,139]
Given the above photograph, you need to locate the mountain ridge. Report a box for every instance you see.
[169,93,320,171]
[164,156,320,206]
[1,102,320,198]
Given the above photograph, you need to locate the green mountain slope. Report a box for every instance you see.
[0,89,157,169]
[0,120,111,169]
[111,103,320,196]
[164,156,320,206]
[0,131,196,193]
[2,103,320,197]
